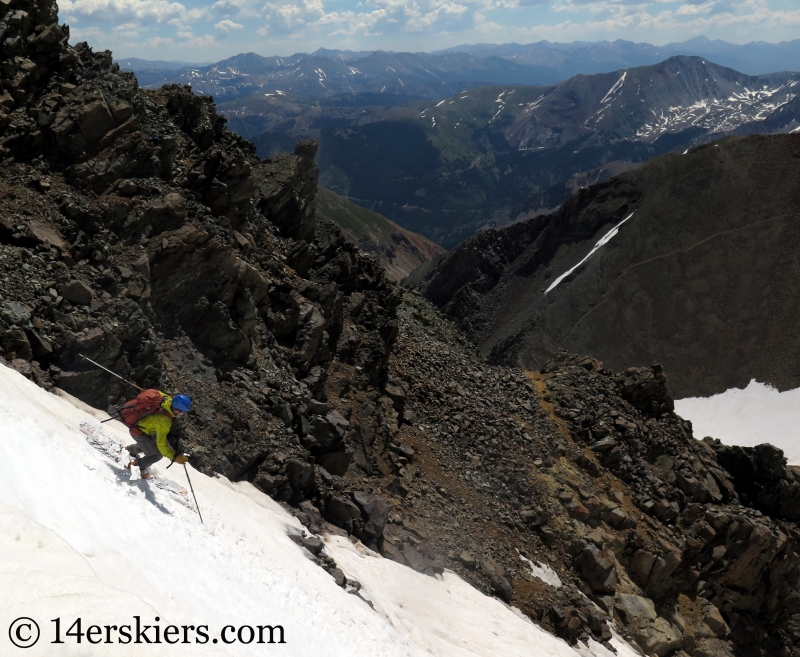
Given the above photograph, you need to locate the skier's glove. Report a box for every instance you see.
[175,453,190,464]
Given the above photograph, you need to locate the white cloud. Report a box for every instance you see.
[215,18,244,32]
[112,21,141,37]
[259,0,476,37]
[212,0,246,14]
[405,1,469,30]
[676,2,714,15]
[145,35,176,47]
[314,7,390,35]
[61,0,800,61]
[176,29,219,46]
[60,0,195,23]
[68,25,105,39]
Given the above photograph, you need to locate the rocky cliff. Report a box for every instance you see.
[0,0,400,481]
[1,3,800,656]
[411,134,800,398]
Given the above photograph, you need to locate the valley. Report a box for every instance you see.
[120,43,800,250]
[316,187,445,281]
[212,57,800,248]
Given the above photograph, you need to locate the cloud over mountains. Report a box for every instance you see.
[62,0,800,61]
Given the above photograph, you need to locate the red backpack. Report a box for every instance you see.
[118,389,171,437]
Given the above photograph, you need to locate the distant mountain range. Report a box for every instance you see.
[116,58,210,71]
[433,37,800,78]
[122,51,565,103]
[119,47,800,249]
[214,56,799,248]
[118,37,800,102]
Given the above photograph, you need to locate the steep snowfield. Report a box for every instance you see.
[676,380,800,465]
[0,363,636,657]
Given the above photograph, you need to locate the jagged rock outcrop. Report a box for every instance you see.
[712,441,800,522]
[0,0,398,486]
[304,292,800,656]
[532,351,800,656]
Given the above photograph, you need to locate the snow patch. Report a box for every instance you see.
[675,380,800,465]
[599,72,626,105]
[635,78,798,140]
[546,213,634,295]
[518,552,562,588]
[328,537,577,657]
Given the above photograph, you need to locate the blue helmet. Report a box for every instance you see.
[172,393,192,413]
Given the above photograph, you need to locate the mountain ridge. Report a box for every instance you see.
[411,133,800,398]
[120,37,800,96]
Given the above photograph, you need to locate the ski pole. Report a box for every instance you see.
[183,462,204,524]
[79,354,144,392]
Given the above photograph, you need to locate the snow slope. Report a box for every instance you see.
[0,363,637,657]
[675,380,800,466]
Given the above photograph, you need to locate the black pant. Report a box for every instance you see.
[130,433,162,470]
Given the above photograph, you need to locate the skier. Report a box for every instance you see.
[119,389,192,478]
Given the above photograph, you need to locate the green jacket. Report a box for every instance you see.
[136,393,176,461]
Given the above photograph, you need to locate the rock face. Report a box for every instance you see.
[525,351,799,657]
[712,441,800,522]
[411,134,800,397]
[0,0,398,487]
[337,291,800,656]
[614,594,683,657]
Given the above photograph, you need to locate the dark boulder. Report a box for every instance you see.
[60,280,93,305]
[316,443,354,477]
[713,441,800,521]
[352,493,389,540]
[490,573,514,603]
[1,301,32,325]
[326,495,360,523]
[573,542,618,593]
[286,458,314,490]
[616,364,673,416]
[2,328,32,359]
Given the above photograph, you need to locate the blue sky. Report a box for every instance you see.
[61,0,800,61]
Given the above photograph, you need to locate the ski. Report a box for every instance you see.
[80,421,196,512]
